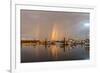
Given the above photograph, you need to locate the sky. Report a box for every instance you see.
[21,10,89,40]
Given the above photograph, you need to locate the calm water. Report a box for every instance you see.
[21,44,89,63]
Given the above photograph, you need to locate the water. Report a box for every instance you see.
[21,44,89,63]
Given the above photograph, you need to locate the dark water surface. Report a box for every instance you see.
[21,44,89,63]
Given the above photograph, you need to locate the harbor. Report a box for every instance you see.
[21,38,89,62]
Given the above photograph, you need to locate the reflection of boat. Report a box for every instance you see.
[84,42,89,52]
[51,41,56,45]
[85,47,89,52]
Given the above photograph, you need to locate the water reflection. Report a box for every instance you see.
[21,43,89,63]
[49,45,60,60]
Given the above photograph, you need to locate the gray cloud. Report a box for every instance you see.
[21,10,89,40]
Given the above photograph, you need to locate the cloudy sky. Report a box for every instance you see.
[21,10,89,40]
